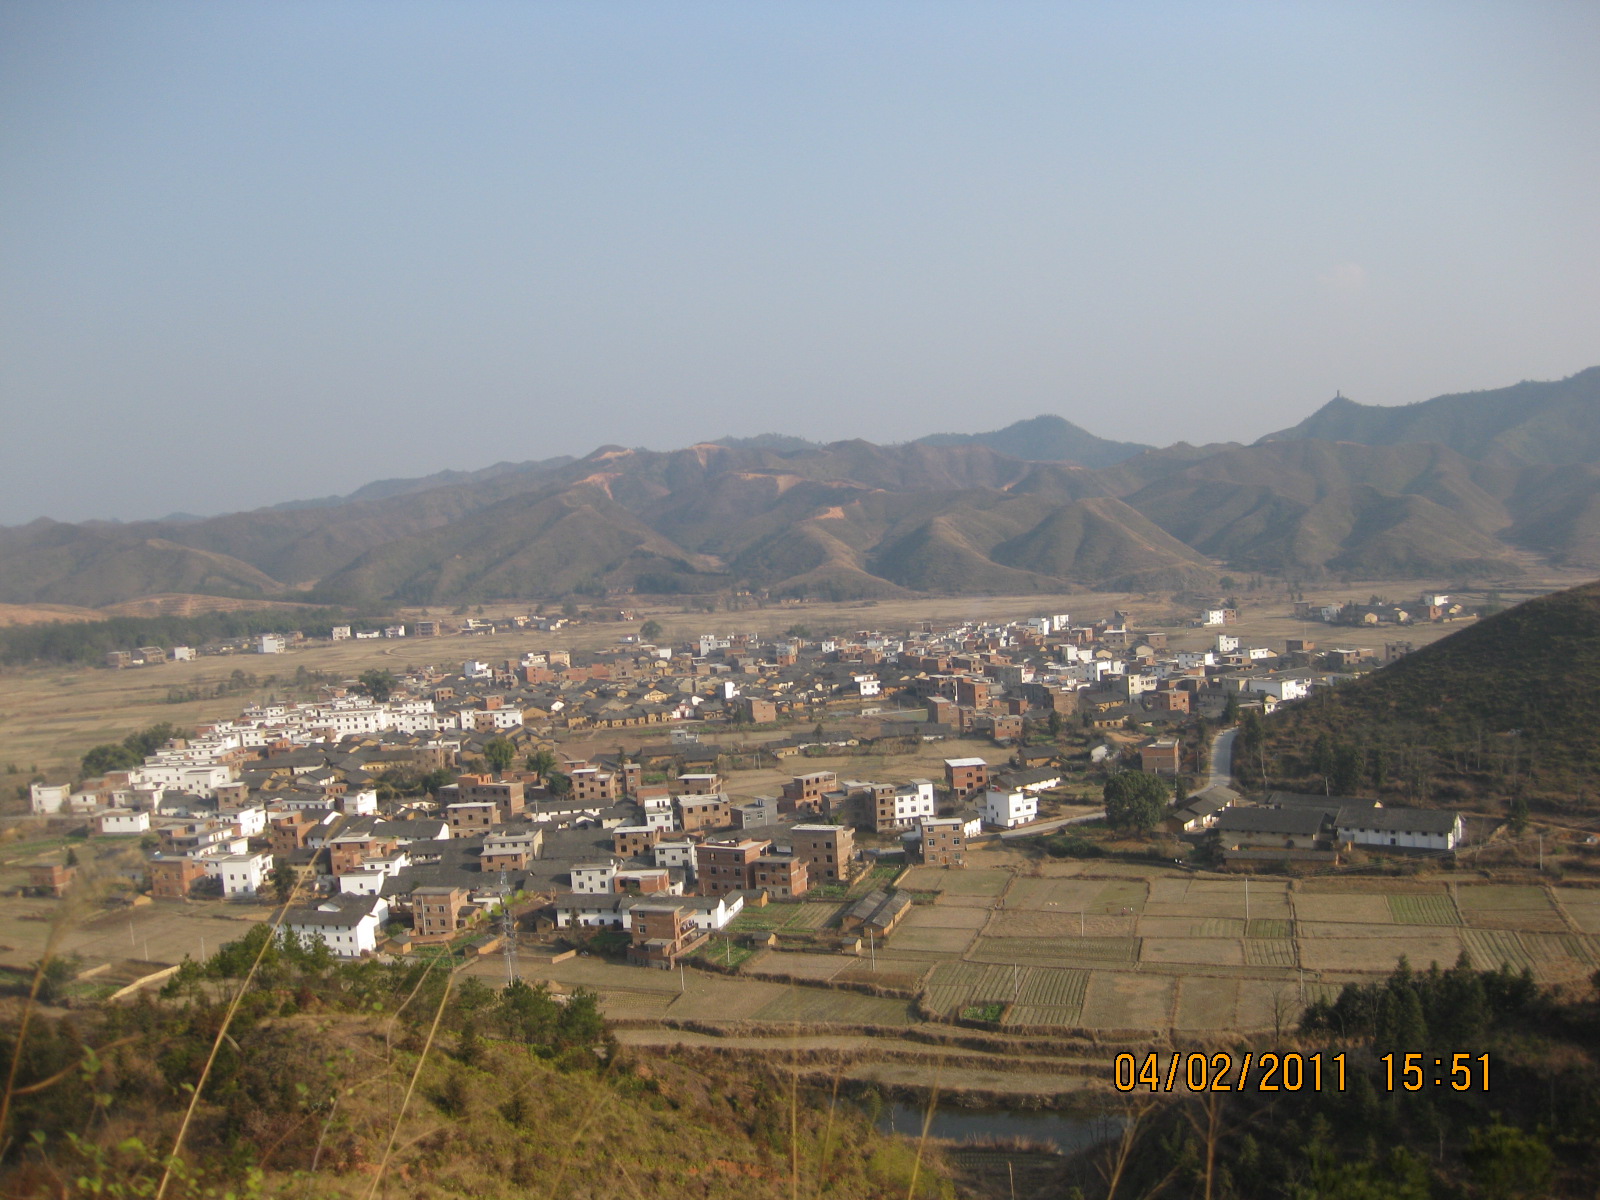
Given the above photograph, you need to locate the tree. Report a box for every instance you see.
[1509,793,1530,835]
[356,669,394,703]
[1048,710,1063,739]
[546,771,572,797]
[81,742,139,776]
[483,736,515,775]
[1103,771,1169,832]
[271,862,297,906]
[1464,1122,1554,1200]
[1222,693,1240,725]
[1330,742,1365,796]
[525,748,557,780]
[639,619,663,643]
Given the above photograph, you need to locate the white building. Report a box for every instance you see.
[207,851,271,898]
[570,862,619,894]
[1215,633,1241,654]
[889,780,937,825]
[30,783,69,815]
[1336,807,1464,852]
[854,674,881,698]
[981,788,1038,830]
[550,891,742,932]
[1241,676,1312,702]
[330,626,352,641]
[96,808,150,835]
[284,894,389,957]
[337,854,410,896]
[652,840,697,881]
[257,634,286,655]
[641,794,677,831]
[171,646,196,662]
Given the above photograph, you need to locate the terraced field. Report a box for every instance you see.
[548,866,1600,1040]
[1388,894,1461,925]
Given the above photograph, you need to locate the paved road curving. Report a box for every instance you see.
[1209,726,1238,790]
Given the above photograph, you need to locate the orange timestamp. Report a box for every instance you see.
[1114,1051,1348,1093]
[1380,1052,1491,1092]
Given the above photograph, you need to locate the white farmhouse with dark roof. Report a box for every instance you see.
[283,894,390,957]
[1336,806,1464,851]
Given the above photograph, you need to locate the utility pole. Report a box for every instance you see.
[500,868,517,985]
[1244,877,1250,925]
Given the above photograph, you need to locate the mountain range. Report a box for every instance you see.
[5,367,1599,609]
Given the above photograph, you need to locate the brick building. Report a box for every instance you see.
[944,757,990,799]
[790,824,854,883]
[695,838,768,897]
[413,886,471,938]
[751,854,809,898]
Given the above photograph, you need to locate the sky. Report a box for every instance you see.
[2,2,1597,525]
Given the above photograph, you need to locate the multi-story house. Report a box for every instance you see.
[790,824,854,883]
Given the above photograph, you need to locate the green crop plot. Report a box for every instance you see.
[1387,894,1460,925]
[924,961,1016,1014]
[1016,967,1089,1010]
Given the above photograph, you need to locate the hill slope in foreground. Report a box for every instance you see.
[1248,577,1600,813]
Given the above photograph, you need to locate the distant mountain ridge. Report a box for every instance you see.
[5,368,1600,608]
[916,413,1153,467]
[1260,367,1600,466]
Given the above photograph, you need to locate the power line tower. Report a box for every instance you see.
[499,868,517,985]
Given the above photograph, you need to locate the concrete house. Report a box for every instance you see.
[981,788,1037,829]
[284,894,390,957]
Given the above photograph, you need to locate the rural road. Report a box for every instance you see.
[1209,727,1238,789]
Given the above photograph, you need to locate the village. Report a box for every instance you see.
[16,593,1483,980]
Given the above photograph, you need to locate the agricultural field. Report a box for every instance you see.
[759,867,1600,1035]
[750,986,917,1026]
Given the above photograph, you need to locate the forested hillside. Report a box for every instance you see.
[1237,578,1600,814]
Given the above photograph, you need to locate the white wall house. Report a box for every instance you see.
[96,809,150,835]
[257,634,286,654]
[652,840,697,880]
[220,805,268,837]
[1336,807,1463,852]
[570,862,619,894]
[1242,676,1312,702]
[854,674,881,698]
[207,851,271,898]
[338,854,411,896]
[284,895,389,957]
[891,780,937,825]
[1215,633,1241,654]
[982,788,1038,829]
[642,795,677,831]
[30,784,71,814]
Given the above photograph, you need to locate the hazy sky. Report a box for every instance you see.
[3,2,1597,524]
